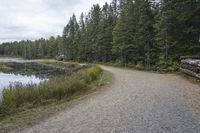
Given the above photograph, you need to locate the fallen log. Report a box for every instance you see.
[180,56,200,79]
[181,59,200,67]
[180,56,200,60]
[180,68,200,79]
[181,63,200,73]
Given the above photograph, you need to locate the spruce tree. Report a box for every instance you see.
[112,9,132,65]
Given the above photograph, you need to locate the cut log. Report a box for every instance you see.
[180,56,200,60]
[181,63,200,73]
[181,59,200,67]
[180,56,200,79]
[180,68,200,79]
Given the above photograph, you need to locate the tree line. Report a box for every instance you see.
[0,0,199,69]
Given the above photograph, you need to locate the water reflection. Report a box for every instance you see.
[0,62,71,91]
[0,72,47,91]
[4,62,71,78]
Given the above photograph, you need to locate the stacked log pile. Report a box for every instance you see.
[180,56,200,79]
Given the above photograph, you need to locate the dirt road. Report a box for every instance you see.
[14,66,200,133]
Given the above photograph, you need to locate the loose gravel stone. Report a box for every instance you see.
[13,66,200,133]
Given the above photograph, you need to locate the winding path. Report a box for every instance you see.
[15,66,200,133]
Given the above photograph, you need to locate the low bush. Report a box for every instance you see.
[85,66,102,81]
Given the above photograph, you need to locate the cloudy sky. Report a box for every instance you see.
[0,0,112,43]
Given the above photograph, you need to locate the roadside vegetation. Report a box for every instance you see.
[0,60,111,132]
[0,65,102,117]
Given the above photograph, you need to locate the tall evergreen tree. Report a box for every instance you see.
[156,0,200,60]
[97,3,115,62]
[135,0,156,67]
[85,4,101,61]
[112,9,132,65]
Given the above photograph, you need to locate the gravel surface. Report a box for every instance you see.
[13,66,200,133]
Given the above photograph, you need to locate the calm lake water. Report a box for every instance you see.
[0,60,70,93]
[0,72,47,92]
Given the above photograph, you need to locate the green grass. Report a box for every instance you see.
[0,66,111,132]
[0,65,103,118]
[0,63,12,71]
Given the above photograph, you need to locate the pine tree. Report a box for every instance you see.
[47,36,57,58]
[112,9,132,65]
[135,0,156,67]
[97,3,114,62]
[85,4,101,61]
[156,0,200,61]
[63,14,79,60]
[77,13,87,61]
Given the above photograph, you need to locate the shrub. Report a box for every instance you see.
[85,66,102,81]
[0,89,17,115]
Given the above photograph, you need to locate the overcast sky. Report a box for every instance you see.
[0,0,112,43]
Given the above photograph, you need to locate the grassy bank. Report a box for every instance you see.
[0,65,111,132]
[0,63,12,71]
[0,61,111,131]
[0,65,103,117]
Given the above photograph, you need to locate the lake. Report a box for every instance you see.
[0,60,71,93]
[0,72,47,92]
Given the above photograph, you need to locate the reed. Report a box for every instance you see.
[0,66,102,118]
[0,63,12,71]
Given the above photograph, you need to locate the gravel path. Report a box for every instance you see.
[14,66,200,133]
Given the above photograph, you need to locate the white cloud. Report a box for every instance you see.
[0,0,112,43]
